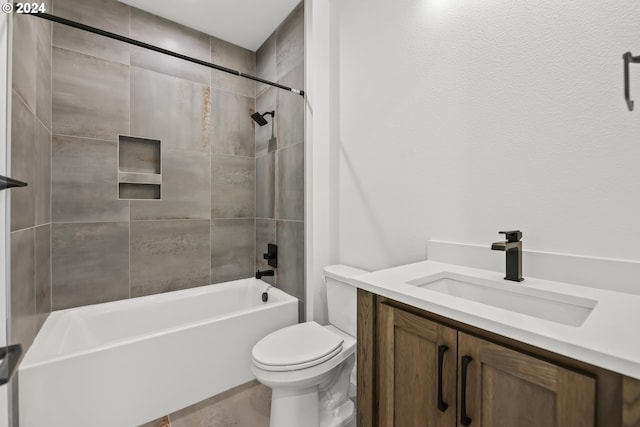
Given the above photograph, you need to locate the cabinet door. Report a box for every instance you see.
[378,303,457,427]
[458,332,595,427]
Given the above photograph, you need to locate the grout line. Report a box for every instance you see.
[271,27,279,288]
[127,12,132,302]
[209,119,213,285]
[254,145,257,274]
[48,219,131,225]
[52,44,130,68]
[253,82,257,273]
[209,218,255,222]
[48,222,52,316]
[255,217,302,222]
[128,200,131,299]
[10,88,33,124]
[49,218,216,225]
[33,106,50,137]
[128,41,131,142]
[211,152,256,160]
[128,64,210,89]
[32,226,36,336]
[9,224,38,233]
[51,132,119,143]
[48,7,53,316]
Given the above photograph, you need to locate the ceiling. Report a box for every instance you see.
[118,0,301,51]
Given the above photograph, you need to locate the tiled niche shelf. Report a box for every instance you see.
[118,135,162,200]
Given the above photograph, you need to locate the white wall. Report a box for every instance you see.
[333,0,640,273]
[305,0,341,323]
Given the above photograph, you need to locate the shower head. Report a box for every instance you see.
[251,111,275,127]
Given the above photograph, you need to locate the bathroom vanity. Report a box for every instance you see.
[353,261,640,427]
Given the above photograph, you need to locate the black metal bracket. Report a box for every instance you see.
[0,344,22,386]
[0,175,28,191]
[623,52,640,111]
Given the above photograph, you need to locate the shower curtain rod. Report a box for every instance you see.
[28,12,305,97]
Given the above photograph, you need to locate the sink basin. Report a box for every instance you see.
[407,272,597,327]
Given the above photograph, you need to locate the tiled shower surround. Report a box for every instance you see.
[254,4,305,316]
[9,0,303,425]
[10,0,53,360]
[11,0,304,319]
[48,0,259,308]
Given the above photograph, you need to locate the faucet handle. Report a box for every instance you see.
[498,230,522,242]
[262,243,278,268]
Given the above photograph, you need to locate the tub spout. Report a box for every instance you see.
[255,269,275,279]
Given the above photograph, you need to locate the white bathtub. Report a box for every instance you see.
[18,278,298,427]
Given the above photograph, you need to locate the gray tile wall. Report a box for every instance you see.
[10,228,36,353]
[51,135,129,222]
[255,3,305,320]
[130,7,210,85]
[130,220,210,297]
[10,6,53,424]
[51,222,130,309]
[211,219,255,283]
[130,67,210,152]
[10,7,52,349]
[52,46,130,140]
[48,0,263,311]
[8,0,302,424]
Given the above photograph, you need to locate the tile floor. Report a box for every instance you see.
[139,381,271,427]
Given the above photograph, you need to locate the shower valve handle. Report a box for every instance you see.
[263,243,278,268]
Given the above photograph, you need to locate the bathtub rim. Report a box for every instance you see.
[21,278,297,369]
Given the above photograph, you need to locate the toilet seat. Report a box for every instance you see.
[252,321,344,372]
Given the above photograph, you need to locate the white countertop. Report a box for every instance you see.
[351,260,640,380]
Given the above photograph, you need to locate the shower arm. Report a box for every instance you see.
[264,111,275,137]
[256,111,275,122]
[265,112,275,138]
[28,12,305,97]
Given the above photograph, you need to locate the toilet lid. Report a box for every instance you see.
[252,321,344,372]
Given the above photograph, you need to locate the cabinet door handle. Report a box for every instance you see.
[437,345,449,412]
[460,355,473,426]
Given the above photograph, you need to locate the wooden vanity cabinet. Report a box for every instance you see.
[378,303,457,427]
[459,332,595,427]
[358,289,639,427]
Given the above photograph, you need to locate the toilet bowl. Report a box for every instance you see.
[251,265,367,427]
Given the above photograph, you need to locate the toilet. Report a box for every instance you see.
[251,265,367,427]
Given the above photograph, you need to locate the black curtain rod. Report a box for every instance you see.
[28,12,305,97]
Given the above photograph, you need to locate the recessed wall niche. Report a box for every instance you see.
[118,135,162,200]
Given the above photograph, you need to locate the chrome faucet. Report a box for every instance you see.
[491,230,523,282]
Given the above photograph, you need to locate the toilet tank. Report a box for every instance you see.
[324,265,369,337]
